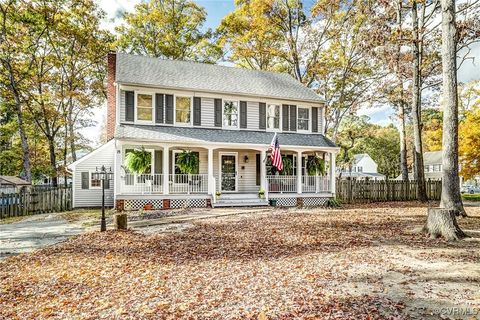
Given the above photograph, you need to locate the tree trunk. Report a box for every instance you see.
[48,138,58,187]
[8,73,31,182]
[395,1,409,182]
[423,208,466,241]
[411,1,427,202]
[440,0,466,216]
[114,213,128,230]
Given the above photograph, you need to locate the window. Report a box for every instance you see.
[137,94,153,121]
[358,166,363,172]
[298,107,309,131]
[175,96,191,124]
[223,100,238,128]
[267,104,280,130]
[90,172,101,189]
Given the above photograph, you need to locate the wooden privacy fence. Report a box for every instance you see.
[0,186,72,219]
[336,179,442,204]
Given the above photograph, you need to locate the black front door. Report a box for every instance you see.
[221,154,236,192]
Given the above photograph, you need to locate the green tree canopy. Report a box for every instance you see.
[116,0,220,62]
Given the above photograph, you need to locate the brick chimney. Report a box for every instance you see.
[106,52,117,141]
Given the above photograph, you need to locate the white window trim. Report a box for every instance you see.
[174,95,193,126]
[297,106,311,133]
[134,91,155,124]
[266,103,281,132]
[89,170,102,189]
[222,99,240,130]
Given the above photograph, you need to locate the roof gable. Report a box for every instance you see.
[116,53,323,103]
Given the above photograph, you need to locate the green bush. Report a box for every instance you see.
[324,198,342,208]
[462,194,480,201]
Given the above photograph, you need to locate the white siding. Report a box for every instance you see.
[201,98,215,127]
[247,101,260,130]
[318,106,324,134]
[73,141,115,208]
[119,90,126,123]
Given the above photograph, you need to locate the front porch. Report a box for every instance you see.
[114,141,337,208]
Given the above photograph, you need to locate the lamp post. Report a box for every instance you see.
[93,165,114,232]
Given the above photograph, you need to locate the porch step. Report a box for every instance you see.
[213,200,269,208]
[213,194,269,208]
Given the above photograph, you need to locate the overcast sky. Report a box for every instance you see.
[85,0,480,145]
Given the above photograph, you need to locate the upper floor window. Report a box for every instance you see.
[223,100,238,128]
[298,107,309,131]
[267,104,280,130]
[175,96,191,124]
[137,94,153,121]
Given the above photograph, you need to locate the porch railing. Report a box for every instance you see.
[267,175,331,193]
[121,174,163,194]
[267,175,297,193]
[302,176,330,193]
[168,174,208,194]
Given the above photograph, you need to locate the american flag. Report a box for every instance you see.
[268,133,283,171]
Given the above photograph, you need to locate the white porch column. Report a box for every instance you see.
[207,148,214,195]
[260,150,266,191]
[114,141,122,201]
[329,152,336,196]
[297,151,302,194]
[163,146,169,195]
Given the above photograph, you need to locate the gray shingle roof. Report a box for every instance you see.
[423,151,442,165]
[116,53,323,103]
[115,125,337,148]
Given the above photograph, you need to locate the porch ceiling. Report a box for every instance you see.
[116,124,337,149]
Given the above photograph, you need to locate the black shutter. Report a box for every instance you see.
[155,94,164,123]
[214,98,222,127]
[256,154,261,186]
[289,105,297,131]
[312,107,318,133]
[259,102,266,130]
[165,94,174,124]
[282,104,289,131]
[81,172,89,189]
[125,91,134,122]
[193,97,201,126]
[240,101,247,129]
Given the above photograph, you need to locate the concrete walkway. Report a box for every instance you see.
[0,214,84,260]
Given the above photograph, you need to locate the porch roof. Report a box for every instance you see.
[115,124,337,149]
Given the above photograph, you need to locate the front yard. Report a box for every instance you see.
[1,203,479,319]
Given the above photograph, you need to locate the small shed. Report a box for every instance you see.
[0,176,31,193]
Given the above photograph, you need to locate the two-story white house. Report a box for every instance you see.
[337,153,385,181]
[68,53,339,209]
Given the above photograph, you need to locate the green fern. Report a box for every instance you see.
[124,148,151,174]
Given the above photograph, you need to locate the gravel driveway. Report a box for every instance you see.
[0,213,84,259]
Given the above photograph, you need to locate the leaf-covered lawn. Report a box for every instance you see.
[1,203,479,319]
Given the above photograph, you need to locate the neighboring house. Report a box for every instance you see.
[337,153,385,181]
[68,53,339,209]
[395,150,465,182]
[0,176,31,194]
[37,149,90,186]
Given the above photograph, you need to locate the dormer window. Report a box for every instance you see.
[136,93,153,121]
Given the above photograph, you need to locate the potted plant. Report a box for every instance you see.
[176,150,200,174]
[124,147,151,175]
[143,202,153,210]
[281,156,294,175]
[258,188,265,199]
[215,191,222,199]
[306,155,326,176]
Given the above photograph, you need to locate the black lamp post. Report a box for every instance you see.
[93,165,114,232]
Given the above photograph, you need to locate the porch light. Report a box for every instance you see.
[244,155,249,163]
[94,165,114,232]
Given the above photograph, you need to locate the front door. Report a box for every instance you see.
[220,153,237,192]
